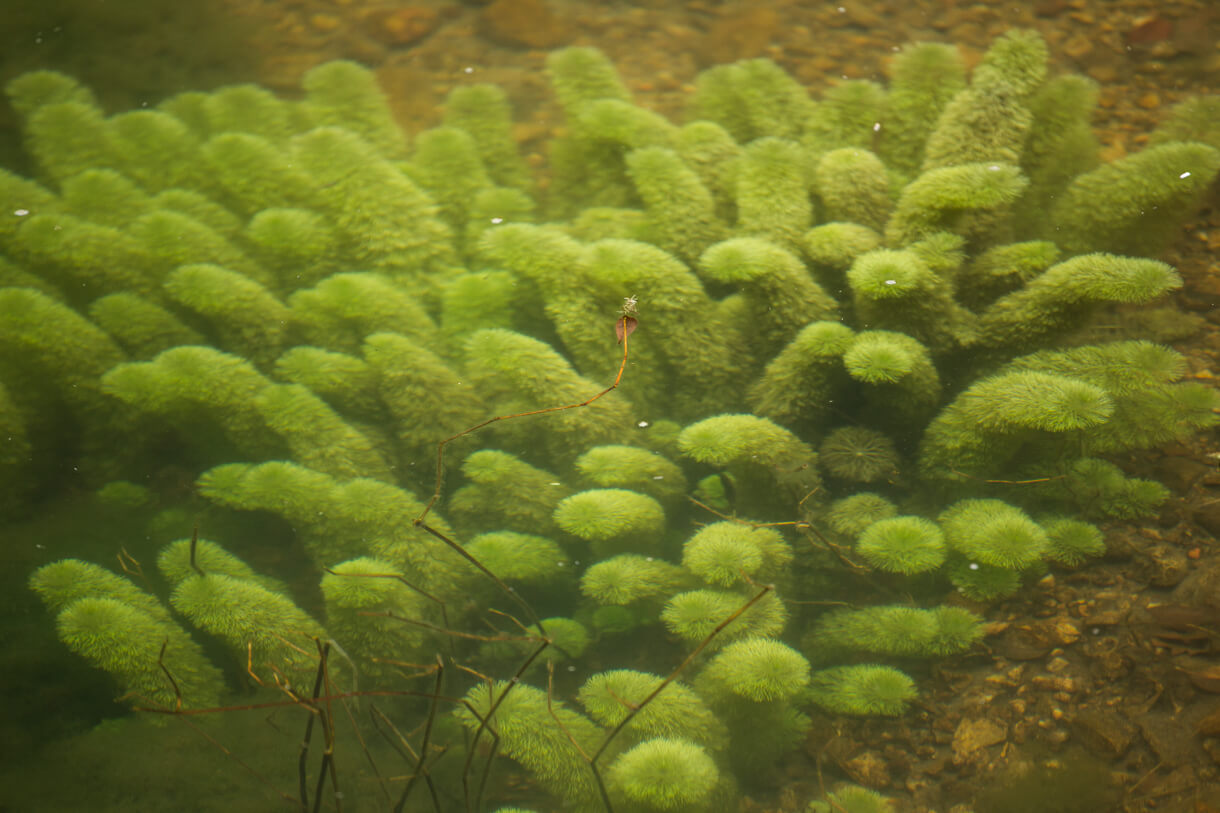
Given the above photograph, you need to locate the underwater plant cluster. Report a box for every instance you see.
[3,27,1219,812]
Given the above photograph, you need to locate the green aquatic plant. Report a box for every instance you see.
[855,515,947,575]
[692,637,813,772]
[681,521,792,588]
[825,493,898,538]
[809,664,918,716]
[661,588,787,648]
[807,605,983,661]
[553,488,667,553]
[578,670,727,750]
[607,738,722,812]
[56,597,224,713]
[817,426,901,484]
[808,785,894,813]
[170,572,329,686]
[456,681,605,811]
[4,25,1218,812]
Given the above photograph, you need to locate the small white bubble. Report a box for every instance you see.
[837,6,846,12]
[652,475,663,480]
[566,665,576,672]
[490,216,503,224]
[968,562,980,571]
[884,279,896,285]
[1180,171,1192,179]
[463,66,474,74]
[873,122,881,132]
[988,164,1001,171]
[14,209,29,216]
[637,420,649,428]
[645,557,654,562]
[549,481,561,486]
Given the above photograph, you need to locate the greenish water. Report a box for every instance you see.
[1,2,1217,811]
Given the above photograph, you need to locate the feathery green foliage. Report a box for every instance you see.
[6,26,1217,809]
[809,665,917,716]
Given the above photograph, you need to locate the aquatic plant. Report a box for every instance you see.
[4,25,1218,811]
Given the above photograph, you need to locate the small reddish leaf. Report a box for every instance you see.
[615,316,638,344]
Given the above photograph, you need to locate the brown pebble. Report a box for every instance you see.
[364,6,440,47]
[480,0,571,49]
[1062,34,1092,59]
[310,13,342,33]
[1137,91,1161,109]
[698,8,779,65]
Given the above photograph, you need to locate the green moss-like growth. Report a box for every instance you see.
[808,785,894,813]
[457,681,604,811]
[695,637,812,773]
[608,738,721,812]
[449,449,571,535]
[939,498,1049,570]
[826,493,898,538]
[681,522,792,588]
[581,554,688,607]
[697,637,810,703]
[171,572,328,686]
[156,537,286,594]
[574,445,687,501]
[661,589,787,648]
[7,28,1219,810]
[320,556,430,679]
[579,670,727,750]
[465,531,571,586]
[808,605,983,661]
[809,664,917,716]
[554,489,666,554]
[30,559,169,621]
[856,516,947,575]
[678,414,820,514]
[1040,517,1106,566]
[56,597,223,713]
[818,427,901,484]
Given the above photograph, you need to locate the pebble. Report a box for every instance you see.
[364,7,440,47]
[480,0,571,49]
[952,718,1006,764]
[1137,91,1161,109]
[310,13,342,33]
[1072,708,1135,759]
[842,751,891,788]
[698,7,779,65]
[1062,34,1093,58]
